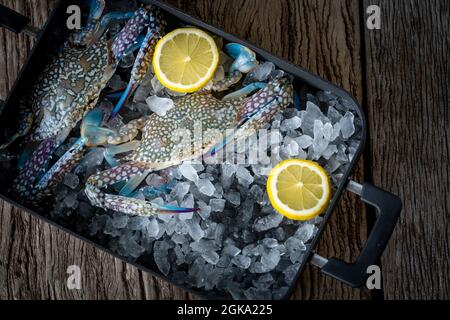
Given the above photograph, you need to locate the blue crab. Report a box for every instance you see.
[82,77,294,216]
[2,0,166,201]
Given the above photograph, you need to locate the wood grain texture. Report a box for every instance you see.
[0,0,370,300]
[363,0,450,299]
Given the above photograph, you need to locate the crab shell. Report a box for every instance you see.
[27,38,116,142]
[127,78,294,167]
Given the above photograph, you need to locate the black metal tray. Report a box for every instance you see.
[0,0,401,300]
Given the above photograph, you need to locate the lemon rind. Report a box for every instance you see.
[153,28,220,93]
[267,159,331,221]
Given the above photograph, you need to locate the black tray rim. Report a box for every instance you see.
[0,0,368,300]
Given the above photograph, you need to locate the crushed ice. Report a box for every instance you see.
[43,86,362,300]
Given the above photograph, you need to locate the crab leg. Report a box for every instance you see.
[109,9,165,120]
[12,133,68,200]
[29,107,147,199]
[34,137,86,192]
[16,109,105,199]
[85,162,198,216]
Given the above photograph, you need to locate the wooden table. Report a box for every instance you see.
[0,0,448,300]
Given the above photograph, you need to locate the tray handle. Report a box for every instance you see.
[0,4,39,37]
[312,181,402,288]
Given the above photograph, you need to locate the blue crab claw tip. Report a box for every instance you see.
[109,83,134,122]
[225,43,256,59]
[225,43,258,74]
[158,204,200,214]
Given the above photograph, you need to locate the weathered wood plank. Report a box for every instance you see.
[363,0,450,299]
[0,0,370,299]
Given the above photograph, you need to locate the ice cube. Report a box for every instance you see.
[331,122,342,141]
[171,182,190,202]
[213,183,224,199]
[295,135,313,149]
[236,166,254,188]
[323,122,333,141]
[166,88,187,97]
[63,173,79,189]
[322,145,338,160]
[210,199,226,212]
[262,238,279,249]
[224,191,241,206]
[232,255,252,269]
[295,224,316,242]
[172,233,187,245]
[281,116,302,131]
[340,112,356,139]
[223,244,242,257]
[197,202,212,220]
[260,249,281,271]
[88,214,109,236]
[111,213,129,229]
[327,106,343,124]
[190,239,219,253]
[202,251,220,265]
[317,91,338,104]
[120,236,145,259]
[179,163,199,182]
[269,130,283,145]
[133,85,149,103]
[282,140,300,157]
[146,96,174,117]
[221,162,236,189]
[325,155,342,174]
[252,62,276,81]
[197,179,216,197]
[151,75,165,95]
[104,219,121,237]
[253,213,284,232]
[214,223,226,244]
[75,148,104,173]
[154,241,172,276]
[146,218,160,238]
[187,218,205,241]
[312,120,330,160]
[128,216,150,231]
[64,192,78,209]
[301,102,328,136]
[285,237,306,253]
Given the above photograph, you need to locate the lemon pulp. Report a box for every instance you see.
[153,28,219,93]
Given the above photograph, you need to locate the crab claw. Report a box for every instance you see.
[225,43,259,74]
[81,109,115,146]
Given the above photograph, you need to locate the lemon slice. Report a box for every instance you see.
[267,159,331,221]
[153,28,219,93]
